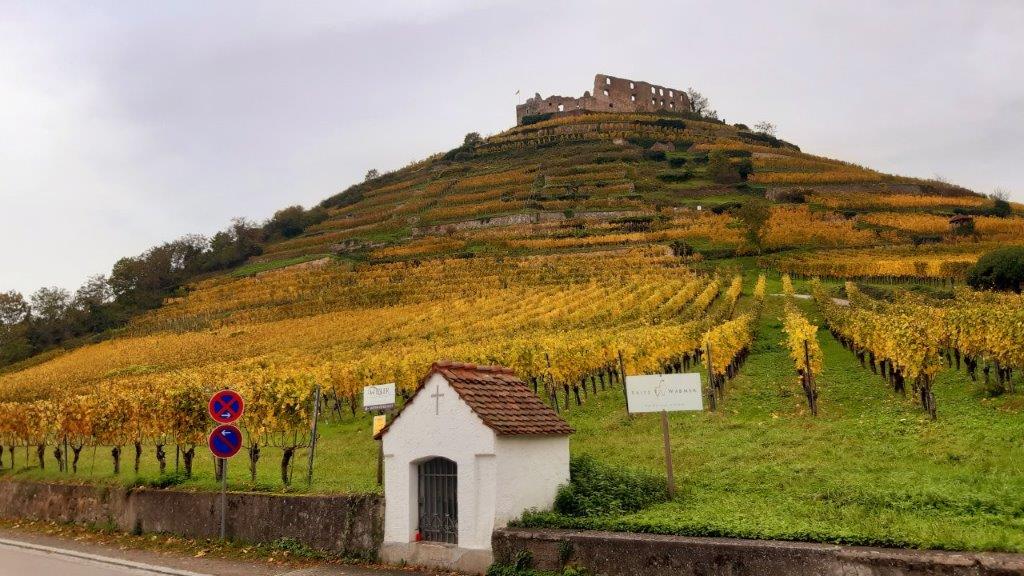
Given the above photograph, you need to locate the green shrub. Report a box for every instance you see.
[657,171,692,183]
[707,150,742,184]
[668,157,686,169]
[270,537,325,559]
[643,149,667,161]
[626,136,657,148]
[966,246,1024,293]
[733,157,753,180]
[554,455,668,517]
[133,471,188,489]
[710,202,742,214]
[652,118,686,129]
[521,113,554,126]
[772,189,807,203]
[990,198,1012,217]
[721,149,753,158]
[738,130,784,148]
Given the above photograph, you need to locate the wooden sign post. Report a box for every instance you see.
[660,410,674,498]
[363,383,396,487]
[625,373,704,499]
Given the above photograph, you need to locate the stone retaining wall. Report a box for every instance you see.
[493,528,1024,576]
[0,480,383,559]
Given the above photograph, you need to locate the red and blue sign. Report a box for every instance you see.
[208,424,243,459]
[208,389,244,424]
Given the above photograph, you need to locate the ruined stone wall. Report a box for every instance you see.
[516,74,690,124]
[592,74,690,115]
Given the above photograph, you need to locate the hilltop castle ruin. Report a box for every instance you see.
[516,73,691,125]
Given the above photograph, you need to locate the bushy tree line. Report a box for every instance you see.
[0,206,327,368]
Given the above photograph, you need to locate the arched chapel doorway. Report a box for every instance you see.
[417,457,458,544]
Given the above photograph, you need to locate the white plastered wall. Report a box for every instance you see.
[381,373,498,550]
[494,435,570,526]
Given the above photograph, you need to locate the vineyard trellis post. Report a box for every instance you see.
[306,384,322,488]
[704,343,717,412]
[802,339,818,416]
[617,350,630,419]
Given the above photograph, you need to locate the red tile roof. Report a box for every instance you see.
[375,361,573,439]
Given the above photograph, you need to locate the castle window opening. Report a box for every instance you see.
[606,77,611,85]
[630,94,636,102]
[659,88,664,96]
[558,104,564,112]
[669,90,674,97]
[651,86,655,94]
[651,98,656,105]
[629,82,635,89]
[603,89,609,97]
[669,102,675,109]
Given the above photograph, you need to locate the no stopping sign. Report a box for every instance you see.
[208,389,244,424]
[208,424,242,459]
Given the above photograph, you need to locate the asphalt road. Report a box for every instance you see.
[0,541,206,576]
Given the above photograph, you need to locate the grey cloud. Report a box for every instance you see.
[0,0,1021,295]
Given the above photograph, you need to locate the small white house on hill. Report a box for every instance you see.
[376,361,573,573]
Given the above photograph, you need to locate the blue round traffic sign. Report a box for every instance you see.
[208,389,244,424]
[208,424,243,459]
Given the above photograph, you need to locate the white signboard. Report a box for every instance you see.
[626,373,703,413]
[363,383,396,411]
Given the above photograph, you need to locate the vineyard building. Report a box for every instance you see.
[516,73,692,125]
[376,361,572,573]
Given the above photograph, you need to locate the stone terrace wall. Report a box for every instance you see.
[493,528,1024,576]
[0,481,383,559]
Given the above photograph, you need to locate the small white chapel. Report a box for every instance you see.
[376,361,573,573]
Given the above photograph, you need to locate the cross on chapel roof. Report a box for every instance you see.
[375,361,573,439]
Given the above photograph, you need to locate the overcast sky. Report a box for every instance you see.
[2,0,1022,295]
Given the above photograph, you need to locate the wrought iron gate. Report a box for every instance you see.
[418,457,458,544]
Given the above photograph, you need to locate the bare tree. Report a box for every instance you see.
[686,88,718,120]
[753,121,777,137]
[365,169,379,181]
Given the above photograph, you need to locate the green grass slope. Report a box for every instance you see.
[528,284,1024,552]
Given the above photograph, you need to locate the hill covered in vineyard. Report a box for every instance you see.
[1,109,1024,554]
[3,109,1021,374]
[247,112,1015,272]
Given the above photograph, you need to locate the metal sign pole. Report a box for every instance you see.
[220,457,227,539]
[660,410,675,499]
[306,384,321,488]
